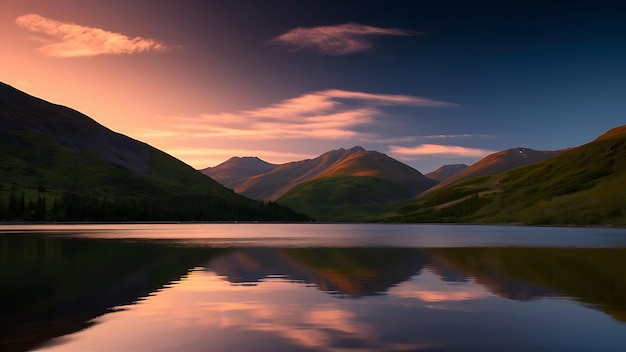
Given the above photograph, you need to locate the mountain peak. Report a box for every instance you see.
[224,156,273,166]
[348,146,366,152]
[201,156,277,189]
[425,164,469,183]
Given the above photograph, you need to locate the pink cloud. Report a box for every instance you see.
[134,90,455,168]
[272,22,419,55]
[389,144,494,158]
[149,90,453,141]
[246,89,453,120]
[15,14,170,57]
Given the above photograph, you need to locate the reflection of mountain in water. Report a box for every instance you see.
[428,253,556,301]
[208,247,626,321]
[427,248,626,322]
[0,234,223,352]
[208,248,563,302]
[209,248,431,296]
[4,236,626,352]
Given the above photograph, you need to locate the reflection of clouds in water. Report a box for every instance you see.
[388,269,490,303]
[253,305,376,351]
[39,269,440,351]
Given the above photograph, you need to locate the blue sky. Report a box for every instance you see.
[2,0,625,172]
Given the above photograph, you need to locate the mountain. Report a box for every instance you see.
[202,146,436,221]
[425,164,468,183]
[420,148,563,196]
[0,82,307,222]
[226,146,372,201]
[390,125,626,225]
[276,147,436,221]
[210,146,434,201]
[201,156,277,189]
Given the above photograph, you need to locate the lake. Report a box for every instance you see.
[2,223,626,351]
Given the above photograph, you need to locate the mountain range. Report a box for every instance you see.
[392,125,626,225]
[203,145,570,222]
[0,82,307,222]
[205,126,625,225]
[3,81,624,225]
[203,146,436,221]
[420,148,564,196]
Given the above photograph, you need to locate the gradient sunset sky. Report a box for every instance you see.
[2,0,625,173]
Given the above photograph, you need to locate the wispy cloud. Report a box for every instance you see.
[389,144,495,158]
[135,90,455,167]
[142,89,454,141]
[272,22,419,55]
[15,14,170,57]
[366,134,491,144]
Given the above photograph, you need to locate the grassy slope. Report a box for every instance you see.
[0,131,311,221]
[0,129,245,201]
[390,125,626,225]
[278,175,412,221]
[0,82,310,221]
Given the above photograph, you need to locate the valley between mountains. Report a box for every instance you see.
[1,82,624,225]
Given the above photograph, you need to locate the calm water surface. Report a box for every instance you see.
[2,224,626,351]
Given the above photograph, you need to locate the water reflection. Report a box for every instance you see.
[209,248,429,297]
[1,229,626,351]
[0,234,222,352]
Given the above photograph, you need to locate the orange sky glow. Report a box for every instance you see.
[2,1,624,172]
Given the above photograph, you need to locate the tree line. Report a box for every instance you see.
[0,191,311,222]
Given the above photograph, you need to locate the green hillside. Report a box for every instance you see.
[278,175,410,221]
[389,125,626,226]
[0,83,308,222]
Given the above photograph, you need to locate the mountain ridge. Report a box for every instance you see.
[425,164,468,183]
[0,82,308,221]
[419,147,564,197]
[202,146,436,221]
[208,146,400,201]
[201,156,277,189]
[391,125,626,225]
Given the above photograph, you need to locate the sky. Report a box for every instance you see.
[1,0,625,173]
